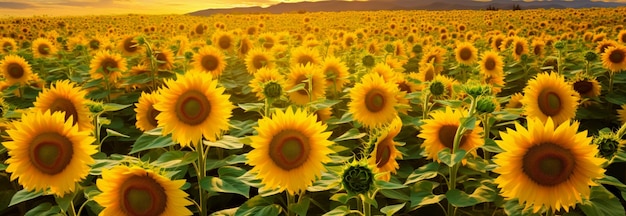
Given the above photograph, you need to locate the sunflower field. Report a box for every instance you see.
[1,6,626,216]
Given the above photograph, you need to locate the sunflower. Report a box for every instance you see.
[349,73,399,128]
[366,40,381,55]
[618,30,626,44]
[595,40,618,55]
[367,117,403,181]
[343,32,357,49]
[89,51,128,82]
[321,56,349,92]
[238,37,254,58]
[246,107,333,195]
[212,31,235,52]
[286,63,326,105]
[0,54,33,85]
[531,39,546,57]
[521,72,579,125]
[135,91,161,132]
[290,46,321,66]
[118,34,142,56]
[249,67,286,101]
[483,73,505,94]
[32,38,57,58]
[454,42,478,65]
[506,92,524,109]
[493,117,605,213]
[417,107,483,162]
[87,35,106,53]
[34,80,93,131]
[511,37,529,61]
[601,45,626,72]
[3,110,96,196]
[151,48,175,70]
[618,104,626,125]
[94,165,193,216]
[420,46,446,73]
[259,33,278,50]
[416,62,437,85]
[479,51,504,76]
[315,107,332,123]
[570,75,601,107]
[245,48,275,74]
[491,34,506,51]
[192,46,227,77]
[371,62,398,83]
[0,37,17,54]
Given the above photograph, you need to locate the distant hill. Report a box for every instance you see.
[188,0,626,16]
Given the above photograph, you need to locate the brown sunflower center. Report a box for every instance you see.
[533,45,542,56]
[263,38,274,50]
[398,82,411,93]
[599,45,611,54]
[459,47,472,61]
[297,55,315,66]
[89,39,100,50]
[119,175,167,216]
[364,88,386,113]
[437,125,470,149]
[269,129,311,170]
[38,44,50,56]
[49,98,79,125]
[515,42,524,55]
[100,57,118,74]
[375,137,393,168]
[425,68,434,81]
[495,39,503,50]
[573,80,593,95]
[201,54,219,71]
[252,55,267,70]
[155,52,168,66]
[538,90,562,116]
[218,36,231,50]
[29,132,73,175]
[295,75,310,96]
[7,63,24,79]
[484,57,496,71]
[147,106,160,128]
[522,142,576,186]
[123,37,138,53]
[609,49,625,64]
[345,37,354,47]
[175,90,211,126]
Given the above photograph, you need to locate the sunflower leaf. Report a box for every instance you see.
[238,102,264,113]
[24,202,61,216]
[105,128,129,138]
[204,135,244,149]
[409,180,444,209]
[376,180,407,190]
[102,103,131,112]
[130,128,175,154]
[405,162,439,185]
[438,149,467,167]
[290,196,311,216]
[322,205,351,216]
[330,193,355,204]
[55,191,76,212]
[580,186,625,216]
[333,128,366,142]
[9,189,45,207]
[380,203,406,216]
[460,116,476,130]
[286,83,306,93]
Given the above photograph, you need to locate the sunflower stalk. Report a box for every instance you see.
[482,113,492,161]
[286,192,296,216]
[360,193,372,216]
[422,92,431,120]
[616,121,626,138]
[196,140,208,216]
[143,39,159,91]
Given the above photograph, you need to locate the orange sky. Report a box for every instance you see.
[0,0,624,17]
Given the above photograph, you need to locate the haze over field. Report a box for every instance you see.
[0,0,625,17]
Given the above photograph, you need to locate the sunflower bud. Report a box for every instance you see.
[341,162,374,195]
[362,55,375,67]
[88,102,105,114]
[584,51,598,62]
[593,132,622,159]
[554,41,566,50]
[184,51,194,61]
[384,44,394,53]
[412,44,422,54]
[476,96,497,114]
[429,80,445,97]
[263,81,283,99]
[463,83,490,98]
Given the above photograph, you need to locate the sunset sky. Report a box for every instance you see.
[0,0,624,17]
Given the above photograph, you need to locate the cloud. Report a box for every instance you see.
[0,1,36,9]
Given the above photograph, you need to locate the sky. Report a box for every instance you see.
[0,0,624,17]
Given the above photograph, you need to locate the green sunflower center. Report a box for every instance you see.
[375,137,393,168]
[120,175,167,216]
[38,44,50,56]
[269,129,311,170]
[522,142,576,186]
[609,49,625,64]
[123,37,138,53]
[538,90,562,116]
[484,57,496,71]
[252,55,267,70]
[364,89,386,113]
[147,105,160,128]
[459,47,472,61]
[99,57,118,74]
[218,36,231,50]
[573,80,593,95]
[29,132,73,175]
[49,98,79,126]
[7,63,24,79]
[175,90,211,126]
[201,54,219,71]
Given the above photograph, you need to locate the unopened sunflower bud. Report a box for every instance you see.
[554,41,566,50]
[429,80,445,96]
[476,97,497,114]
[594,132,622,159]
[584,51,598,62]
[362,55,375,67]
[263,81,283,99]
[341,162,374,195]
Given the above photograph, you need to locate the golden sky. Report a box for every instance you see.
[0,0,625,17]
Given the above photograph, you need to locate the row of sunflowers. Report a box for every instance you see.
[1,7,626,216]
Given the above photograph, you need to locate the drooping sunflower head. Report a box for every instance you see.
[32,37,58,58]
[493,117,606,213]
[3,110,97,196]
[212,31,235,51]
[454,42,478,65]
[134,91,161,132]
[367,117,403,181]
[154,70,234,147]
[89,51,128,82]
[94,165,193,216]
[247,107,334,195]
[245,48,276,74]
[290,46,321,67]
[249,67,286,101]
[601,45,626,72]
[0,37,17,54]
[521,72,580,125]
[417,107,483,162]
[349,73,399,128]
[0,54,33,85]
[479,50,504,76]
[192,46,227,77]
[285,63,326,105]
[34,80,93,131]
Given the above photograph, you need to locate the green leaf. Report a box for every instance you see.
[105,128,130,138]
[206,154,247,171]
[503,199,541,216]
[380,203,406,216]
[55,192,76,212]
[327,112,353,125]
[102,103,131,112]
[200,166,250,198]
[25,202,61,216]
[409,180,444,209]
[238,102,264,113]
[9,189,45,207]
[405,162,439,185]
[445,181,497,208]
[90,158,120,175]
[323,205,351,216]
[286,83,306,93]
[204,135,244,150]
[460,116,476,130]
[438,149,467,167]
[579,186,625,216]
[433,100,462,108]
[376,180,407,190]
[255,205,282,216]
[152,151,198,168]
[310,99,341,110]
[606,93,626,105]
[330,193,355,204]
[333,128,366,142]
[482,138,503,153]
[235,195,280,216]
[290,196,311,216]
[380,189,409,201]
[130,128,175,154]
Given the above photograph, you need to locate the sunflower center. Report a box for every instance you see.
[538,90,562,116]
[484,58,496,71]
[89,39,100,50]
[534,45,542,56]
[175,90,211,126]
[298,55,315,66]
[123,37,138,53]
[609,49,625,64]
[120,175,167,216]
[201,55,219,71]
[100,57,118,74]
[573,80,593,95]
[365,89,386,113]
[375,137,393,168]
[522,143,576,186]
[252,55,267,69]
[269,129,311,170]
[218,36,231,50]
[49,98,79,125]
[495,39,503,50]
[38,44,50,55]
[3,42,12,52]
[425,68,434,81]
[515,43,524,55]
[155,52,167,66]
[438,125,458,149]
[147,106,160,128]
[345,37,354,47]
[29,132,73,175]
[398,82,411,93]
[7,63,24,79]
[459,47,472,61]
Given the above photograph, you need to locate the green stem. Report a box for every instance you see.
[608,71,615,95]
[616,121,626,138]
[196,140,207,216]
[76,200,90,216]
[67,201,76,216]
[286,192,296,216]
[422,92,431,120]
[482,114,491,161]
[545,209,555,216]
[264,97,271,117]
[361,194,371,216]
